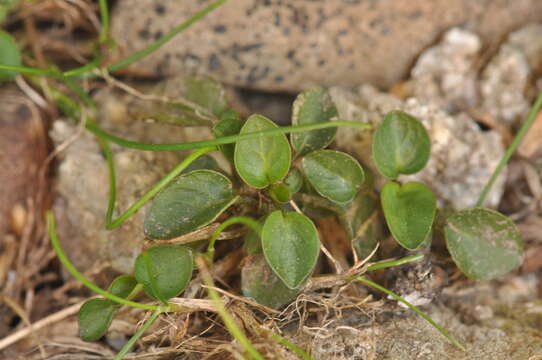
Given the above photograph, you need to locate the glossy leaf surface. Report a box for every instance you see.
[291,88,338,155]
[302,150,364,204]
[381,182,436,250]
[262,211,319,289]
[134,245,193,302]
[444,208,523,280]
[234,114,291,188]
[372,110,430,179]
[145,170,236,240]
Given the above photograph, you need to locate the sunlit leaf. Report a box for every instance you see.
[262,211,320,289]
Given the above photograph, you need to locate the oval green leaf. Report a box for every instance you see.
[372,110,430,179]
[134,245,194,302]
[268,183,291,203]
[381,181,436,250]
[79,299,117,342]
[212,115,243,161]
[185,74,228,117]
[144,170,237,240]
[242,255,301,309]
[444,208,523,280]
[262,211,320,289]
[291,88,338,155]
[0,31,21,82]
[234,114,291,188]
[285,168,303,194]
[108,275,138,299]
[302,150,365,204]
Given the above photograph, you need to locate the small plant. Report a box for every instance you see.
[2,0,538,358]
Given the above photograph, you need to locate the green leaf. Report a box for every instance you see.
[213,116,243,161]
[79,299,117,342]
[0,31,21,82]
[372,110,430,179]
[108,275,138,299]
[234,114,291,188]
[182,154,222,174]
[134,245,193,302]
[301,150,365,204]
[242,255,300,309]
[185,74,228,117]
[291,88,337,155]
[444,208,523,280]
[381,182,436,250]
[284,168,303,194]
[262,211,320,289]
[145,170,237,240]
[268,183,291,203]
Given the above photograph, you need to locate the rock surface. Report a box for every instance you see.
[109,0,542,92]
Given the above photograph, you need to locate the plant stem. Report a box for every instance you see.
[269,332,314,360]
[476,88,542,206]
[197,257,265,360]
[357,276,465,351]
[0,64,55,76]
[107,0,228,72]
[113,308,162,360]
[206,216,261,260]
[366,253,424,272]
[103,146,217,230]
[98,0,109,44]
[85,120,372,152]
[46,211,158,311]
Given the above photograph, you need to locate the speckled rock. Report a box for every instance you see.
[330,85,505,209]
[109,0,542,92]
[408,28,481,112]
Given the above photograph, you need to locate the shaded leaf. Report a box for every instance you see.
[234,114,291,188]
[134,245,193,302]
[262,211,320,289]
[372,110,430,179]
[79,299,116,342]
[444,208,523,280]
[185,74,228,117]
[381,182,436,250]
[145,170,237,240]
[242,255,300,309]
[182,154,222,174]
[291,88,337,155]
[0,31,21,82]
[302,150,364,204]
[285,168,303,194]
[108,275,138,299]
[268,183,291,203]
[213,115,243,161]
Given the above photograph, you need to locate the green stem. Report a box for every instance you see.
[107,0,228,72]
[357,276,465,351]
[98,0,109,44]
[206,216,261,260]
[103,146,217,230]
[476,89,542,206]
[62,56,102,78]
[199,258,265,360]
[46,211,158,311]
[366,253,424,272]
[113,308,163,360]
[0,64,55,76]
[269,333,314,360]
[85,121,372,152]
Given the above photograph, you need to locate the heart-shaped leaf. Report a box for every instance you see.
[0,31,21,82]
[444,208,523,280]
[381,182,436,250]
[234,114,291,188]
[262,211,320,289]
[302,150,365,204]
[134,245,193,302]
[372,110,430,179]
[213,115,243,161]
[108,275,138,299]
[242,255,301,309]
[291,88,338,156]
[79,299,117,342]
[145,170,237,240]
